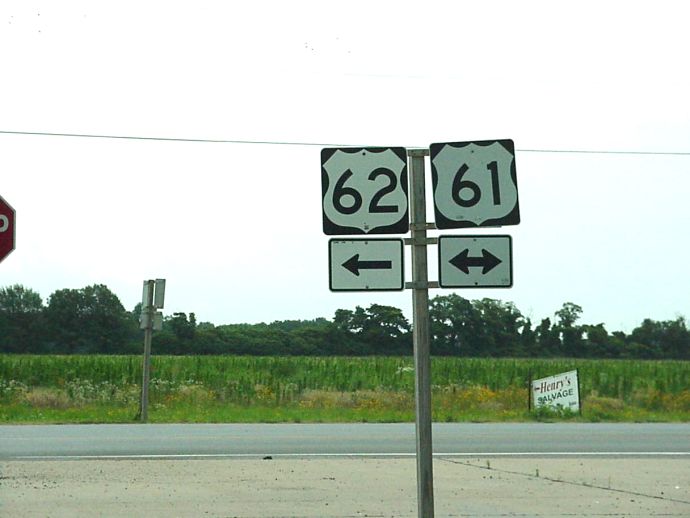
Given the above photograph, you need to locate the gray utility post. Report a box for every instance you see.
[139,279,165,423]
[408,148,435,518]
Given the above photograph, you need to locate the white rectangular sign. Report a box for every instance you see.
[329,238,404,291]
[154,278,166,309]
[531,370,580,412]
[438,235,512,288]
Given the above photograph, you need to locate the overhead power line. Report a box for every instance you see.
[517,148,690,156]
[1,130,689,156]
[0,130,319,146]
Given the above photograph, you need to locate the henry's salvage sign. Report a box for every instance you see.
[531,370,580,412]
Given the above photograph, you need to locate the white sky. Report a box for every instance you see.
[1,1,689,333]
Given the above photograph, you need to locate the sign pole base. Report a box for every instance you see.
[409,148,435,518]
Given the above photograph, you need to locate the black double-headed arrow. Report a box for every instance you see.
[449,248,501,274]
[342,254,392,276]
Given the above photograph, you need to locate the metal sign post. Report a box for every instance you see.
[408,148,435,518]
[322,140,520,518]
[139,279,165,423]
[140,280,154,422]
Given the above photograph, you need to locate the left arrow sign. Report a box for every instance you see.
[342,254,393,276]
[329,238,404,291]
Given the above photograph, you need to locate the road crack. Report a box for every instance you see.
[438,457,690,506]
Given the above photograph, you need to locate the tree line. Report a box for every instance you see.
[0,284,688,359]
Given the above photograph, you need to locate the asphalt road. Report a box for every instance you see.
[2,422,689,459]
[3,423,689,516]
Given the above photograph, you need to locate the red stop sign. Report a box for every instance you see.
[0,195,15,263]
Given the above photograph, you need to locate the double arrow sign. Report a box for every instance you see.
[329,235,511,291]
[438,235,512,288]
[449,248,502,275]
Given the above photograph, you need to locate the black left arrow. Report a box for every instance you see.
[449,248,501,275]
[342,254,392,276]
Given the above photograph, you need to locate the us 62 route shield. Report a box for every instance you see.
[321,147,409,235]
[431,140,519,229]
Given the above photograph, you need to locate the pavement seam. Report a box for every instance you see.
[438,457,690,506]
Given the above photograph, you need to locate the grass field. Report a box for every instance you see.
[1,355,688,423]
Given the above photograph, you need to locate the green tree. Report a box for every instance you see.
[330,305,410,355]
[472,298,526,356]
[554,302,583,328]
[288,324,330,355]
[169,312,197,340]
[268,318,329,332]
[554,302,584,356]
[265,318,333,355]
[582,323,617,357]
[193,322,225,355]
[44,284,131,354]
[519,317,537,356]
[535,317,560,355]
[360,304,411,355]
[630,317,689,359]
[0,284,44,353]
[430,294,482,356]
[327,309,367,355]
[0,284,44,313]
[660,317,690,359]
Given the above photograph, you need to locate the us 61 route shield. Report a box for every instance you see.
[430,140,519,229]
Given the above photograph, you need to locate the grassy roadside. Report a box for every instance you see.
[1,385,688,424]
[1,355,688,424]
